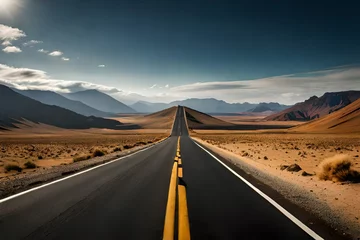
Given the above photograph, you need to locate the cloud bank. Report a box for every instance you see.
[0,63,359,104]
[169,67,360,104]
[0,64,122,94]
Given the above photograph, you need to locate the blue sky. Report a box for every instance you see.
[0,0,359,104]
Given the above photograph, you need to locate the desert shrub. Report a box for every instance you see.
[123,145,133,149]
[73,155,91,162]
[24,161,37,169]
[92,149,105,157]
[5,164,22,172]
[113,147,122,152]
[318,154,360,182]
[38,155,43,160]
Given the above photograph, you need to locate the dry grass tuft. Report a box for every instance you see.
[92,149,105,157]
[318,154,360,182]
[5,164,22,172]
[24,161,37,169]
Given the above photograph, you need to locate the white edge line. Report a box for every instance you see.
[192,139,324,240]
[0,138,169,204]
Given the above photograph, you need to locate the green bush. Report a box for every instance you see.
[5,164,22,172]
[24,161,37,169]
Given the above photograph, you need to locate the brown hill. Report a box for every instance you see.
[184,107,236,129]
[291,98,360,133]
[0,84,126,130]
[265,91,360,121]
[113,106,177,129]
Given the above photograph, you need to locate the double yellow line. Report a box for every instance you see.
[163,137,190,240]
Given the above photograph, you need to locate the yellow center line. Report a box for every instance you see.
[163,162,178,240]
[178,184,190,240]
[164,135,190,239]
[178,167,183,178]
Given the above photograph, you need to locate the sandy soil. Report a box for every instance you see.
[217,115,303,126]
[0,125,168,177]
[192,131,360,238]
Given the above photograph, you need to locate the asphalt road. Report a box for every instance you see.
[0,106,340,239]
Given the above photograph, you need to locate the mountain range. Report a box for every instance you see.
[291,98,360,133]
[13,89,115,118]
[131,98,290,113]
[64,90,136,114]
[0,85,123,130]
[266,91,360,121]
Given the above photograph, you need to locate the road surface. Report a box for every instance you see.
[0,106,341,239]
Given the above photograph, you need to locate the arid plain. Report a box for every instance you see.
[0,107,177,178]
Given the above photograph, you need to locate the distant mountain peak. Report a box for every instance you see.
[266,90,360,121]
[65,90,136,114]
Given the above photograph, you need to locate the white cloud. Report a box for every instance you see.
[38,49,49,53]
[0,24,26,43]
[61,57,70,61]
[48,51,63,56]
[23,40,43,46]
[170,66,360,104]
[2,46,22,53]
[2,40,12,46]
[150,84,157,89]
[98,64,105,68]
[165,84,169,88]
[0,64,123,94]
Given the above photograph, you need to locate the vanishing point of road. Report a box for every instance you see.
[0,106,345,239]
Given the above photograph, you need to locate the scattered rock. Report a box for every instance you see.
[287,164,302,172]
[280,165,289,170]
[302,171,314,176]
[263,156,268,160]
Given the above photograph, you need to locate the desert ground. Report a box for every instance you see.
[0,114,175,178]
[192,130,360,174]
[216,115,303,126]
